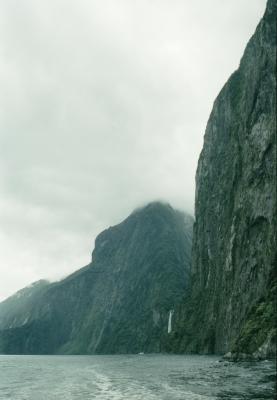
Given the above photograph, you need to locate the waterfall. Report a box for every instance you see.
[167,309,174,334]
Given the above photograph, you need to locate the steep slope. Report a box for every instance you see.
[0,202,193,354]
[0,280,50,330]
[168,0,276,358]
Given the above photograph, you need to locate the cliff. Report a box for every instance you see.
[167,0,276,358]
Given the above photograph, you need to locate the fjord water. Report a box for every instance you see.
[0,355,275,400]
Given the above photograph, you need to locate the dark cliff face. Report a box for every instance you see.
[168,0,276,357]
[0,202,193,354]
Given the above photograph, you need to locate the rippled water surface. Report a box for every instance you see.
[0,354,275,399]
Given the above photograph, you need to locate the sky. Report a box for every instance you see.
[0,0,267,300]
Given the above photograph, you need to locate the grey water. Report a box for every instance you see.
[0,354,275,400]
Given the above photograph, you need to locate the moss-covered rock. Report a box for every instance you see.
[230,275,276,359]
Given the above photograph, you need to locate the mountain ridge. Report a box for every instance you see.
[0,201,193,355]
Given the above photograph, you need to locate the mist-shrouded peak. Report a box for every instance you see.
[92,201,193,262]
[0,201,193,354]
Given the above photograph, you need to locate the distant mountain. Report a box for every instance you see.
[167,0,276,359]
[0,280,50,330]
[0,202,193,354]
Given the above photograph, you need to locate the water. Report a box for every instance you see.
[0,354,275,399]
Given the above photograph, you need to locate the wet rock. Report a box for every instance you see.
[168,0,276,356]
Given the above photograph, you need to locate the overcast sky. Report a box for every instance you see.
[0,0,266,300]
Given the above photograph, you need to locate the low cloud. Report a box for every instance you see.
[0,0,266,299]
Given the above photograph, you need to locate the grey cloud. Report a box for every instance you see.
[0,0,266,300]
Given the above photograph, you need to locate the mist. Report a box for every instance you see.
[0,0,266,300]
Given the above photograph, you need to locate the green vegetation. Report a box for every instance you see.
[232,278,276,356]
[0,202,193,355]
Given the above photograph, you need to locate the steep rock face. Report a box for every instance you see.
[0,202,193,354]
[168,0,276,356]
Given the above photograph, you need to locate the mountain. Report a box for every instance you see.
[0,202,193,354]
[0,280,50,330]
[167,0,276,359]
